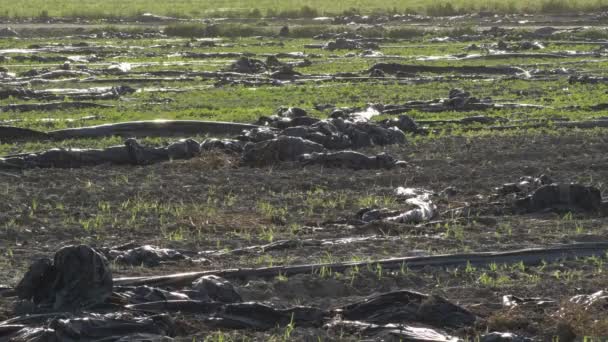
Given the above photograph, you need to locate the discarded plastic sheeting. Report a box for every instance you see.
[2,313,176,341]
[368,63,527,75]
[0,102,113,113]
[337,290,476,328]
[15,245,112,311]
[205,302,326,330]
[325,320,459,342]
[110,245,189,267]
[388,188,436,223]
[191,275,242,303]
[0,138,201,169]
[0,85,135,101]
[516,183,603,213]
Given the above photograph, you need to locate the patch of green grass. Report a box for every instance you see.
[5,0,608,19]
[3,32,608,156]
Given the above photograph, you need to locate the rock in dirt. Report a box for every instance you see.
[242,136,326,166]
[337,290,476,329]
[191,275,242,303]
[299,151,405,170]
[15,245,112,311]
[110,245,189,267]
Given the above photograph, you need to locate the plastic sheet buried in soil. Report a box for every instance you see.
[0,85,135,101]
[0,138,201,169]
[494,176,607,214]
[298,151,406,170]
[10,241,608,340]
[107,244,191,267]
[3,313,176,342]
[42,120,258,140]
[1,110,410,170]
[3,244,484,340]
[336,290,476,329]
[378,88,545,114]
[15,245,112,311]
[325,320,459,342]
[368,63,528,76]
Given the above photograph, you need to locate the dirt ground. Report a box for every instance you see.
[1,131,607,340]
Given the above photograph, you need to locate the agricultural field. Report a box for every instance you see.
[1,9,608,342]
[4,0,608,18]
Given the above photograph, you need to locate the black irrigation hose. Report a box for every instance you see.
[47,120,263,139]
[114,242,608,287]
[0,120,265,143]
